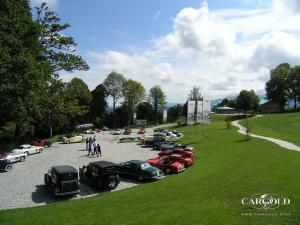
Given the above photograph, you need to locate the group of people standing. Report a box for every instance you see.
[86,135,101,157]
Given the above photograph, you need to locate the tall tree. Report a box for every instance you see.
[89,84,108,126]
[266,63,291,111]
[0,0,50,142]
[65,78,92,127]
[148,85,166,123]
[287,66,300,110]
[236,90,259,114]
[103,72,126,128]
[122,79,146,125]
[136,102,153,121]
[188,86,203,100]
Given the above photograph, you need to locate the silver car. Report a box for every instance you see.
[0,152,26,163]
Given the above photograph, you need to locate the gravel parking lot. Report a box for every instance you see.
[0,129,160,210]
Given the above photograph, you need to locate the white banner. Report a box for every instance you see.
[196,101,203,123]
[187,101,196,125]
[203,99,211,124]
[163,110,168,123]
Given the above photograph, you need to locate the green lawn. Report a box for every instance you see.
[239,112,300,146]
[1,119,300,225]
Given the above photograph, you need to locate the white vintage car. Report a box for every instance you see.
[12,144,43,156]
[0,152,26,163]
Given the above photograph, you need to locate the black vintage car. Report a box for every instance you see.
[79,161,120,190]
[44,165,80,197]
[118,160,162,181]
[0,159,13,172]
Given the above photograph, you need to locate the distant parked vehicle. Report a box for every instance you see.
[31,139,51,148]
[138,127,146,134]
[152,141,177,150]
[144,136,168,147]
[123,128,132,135]
[102,126,109,131]
[166,131,177,138]
[84,129,95,134]
[170,130,183,137]
[63,134,85,143]
[118,160,162,181]
[0,159,13,172]
[147,156,185,174]
[44,165,80,197]
[93,128,101,133]
[164,154,193,167]
[0,152,26,163]
[12,144,43,156]
[111,129,122,135]
[79,161,120,190]
[159,148,194,158]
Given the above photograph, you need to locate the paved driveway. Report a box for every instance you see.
[0,129,159,210]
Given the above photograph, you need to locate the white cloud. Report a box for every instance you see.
[64,0,300,102]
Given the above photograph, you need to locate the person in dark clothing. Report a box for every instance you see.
[96,144,102,157]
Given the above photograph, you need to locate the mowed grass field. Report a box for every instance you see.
[1,118,300,225]
[240,112,300,146]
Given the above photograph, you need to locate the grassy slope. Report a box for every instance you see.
[1,120,300,225]
[240,112,300,146]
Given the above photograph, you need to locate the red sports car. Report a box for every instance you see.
[165,154,193,167]
[31,139,51,147]
[147,156,185,174]
[159,148,194,158]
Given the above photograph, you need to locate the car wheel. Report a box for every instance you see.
[25,151,29,156]
[39,149,42,153]
[165,167,172,175]
[153,145,157,150]
[67,140,70,144]
[5,165,12,172]
[106,176,119,190]
[20,156,25,162]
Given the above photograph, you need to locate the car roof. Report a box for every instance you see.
[90,161,117,167]
[20,144,31,147]
[52,165,77,174]
[128,160,146,165]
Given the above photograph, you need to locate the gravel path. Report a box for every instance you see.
[232,120,300,152]
[0,129,160,210]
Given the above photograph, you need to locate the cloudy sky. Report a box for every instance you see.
[30,0,300,103]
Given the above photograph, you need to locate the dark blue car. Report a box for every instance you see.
[0,159,13,172]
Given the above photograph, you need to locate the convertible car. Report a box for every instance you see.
[147,156,185,174]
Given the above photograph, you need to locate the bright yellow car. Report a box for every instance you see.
[63,134,85,143]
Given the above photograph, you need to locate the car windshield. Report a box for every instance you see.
[18,146,25,149]
[141,163,151,169]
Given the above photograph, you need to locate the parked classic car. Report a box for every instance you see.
[118,160,162,181]
[144,136,168,147]
[0,159,13,172]
[123,128,132,135]
[63,134,85,143]
[147,156,185,174]
[137,128,146,134]
[31,139,51,147]
[12,144,43,156]
[79,161,120,190]
[152,141,177,150]
[0,152,26,163]
[164,154,193,167]
[44,165,80,197]
[111,129,122,135]
[159,148,194,158]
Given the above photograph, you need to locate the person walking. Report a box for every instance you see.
[96,143,102,157]
[88,137,93,156]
